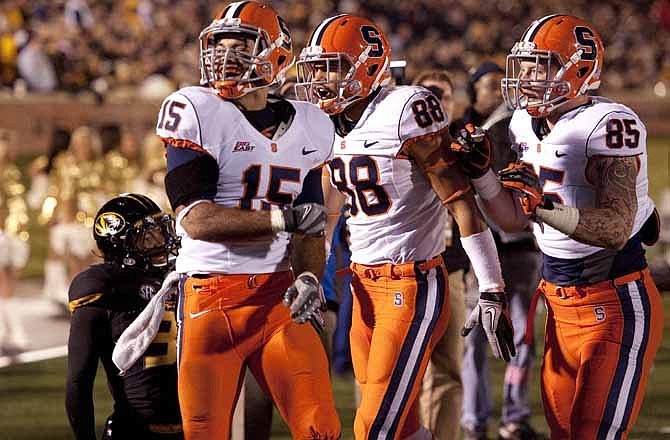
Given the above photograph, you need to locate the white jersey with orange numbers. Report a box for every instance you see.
[329,85,450,265]
[509,96,655,260]
[156,86,334,274]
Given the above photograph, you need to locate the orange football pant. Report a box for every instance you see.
[350,256,450,440]
[538,268,663,440]
[176,271,341,440]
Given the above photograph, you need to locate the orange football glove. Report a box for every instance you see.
[450,123,492,179]
[498,163,544,217]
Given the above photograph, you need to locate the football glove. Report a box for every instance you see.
[498,163,544,217]
[283,271,327,333]
[450,123,492,179]
[282,203,327,237]
[462,291,516,362]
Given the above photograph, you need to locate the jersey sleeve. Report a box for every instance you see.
[294,168,324,205]
[303,103,335,168]
[68,265,109,310]
[399,88,450,149]
[164,145,219,210]
[585,111,647,158]
[65,305,105,440]
[156,92,207,154]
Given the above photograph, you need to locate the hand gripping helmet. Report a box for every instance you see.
[295,14,391,114]
[501,14,604,117]
[199,1,294,99]
[93,194,179,274]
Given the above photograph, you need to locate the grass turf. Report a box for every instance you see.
[1,294,669,439]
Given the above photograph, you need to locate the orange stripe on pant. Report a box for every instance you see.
[538,269,663,440]
[176,271,340,440]
[350,256,450,440]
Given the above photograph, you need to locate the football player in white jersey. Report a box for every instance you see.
[460,14,664,440]
[155,2,340,439]
[296,14,514,440]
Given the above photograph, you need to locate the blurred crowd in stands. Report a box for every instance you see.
[0,0,669,101]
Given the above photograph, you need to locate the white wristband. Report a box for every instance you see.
[270,209,286,233]
[176,199,213,236]
[471,169,502,200]
[536,203,580,236]
[460,228,505,292]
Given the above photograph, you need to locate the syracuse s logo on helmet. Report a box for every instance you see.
[94,212,126,237]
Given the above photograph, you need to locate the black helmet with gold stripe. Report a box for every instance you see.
[93,193,179,273]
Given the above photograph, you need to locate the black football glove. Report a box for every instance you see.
[450,123,492,179]
[281,203,327,237]
[462,291,516,362]
[283,272,327,333]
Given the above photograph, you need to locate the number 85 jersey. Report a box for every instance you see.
[510,97,655,260]
[330,85,449,265]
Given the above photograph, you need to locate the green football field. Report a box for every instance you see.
[0,139,668,439]
[1,295,669,440]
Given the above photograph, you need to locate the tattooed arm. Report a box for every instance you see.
[571,155,638,250]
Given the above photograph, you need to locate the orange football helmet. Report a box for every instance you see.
[295,14,391,114]
[199,1,293,99]
[501,14,604,117]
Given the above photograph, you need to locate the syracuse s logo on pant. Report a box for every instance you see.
[593,306,606,322]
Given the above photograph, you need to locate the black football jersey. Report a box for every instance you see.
[65,263,180,440]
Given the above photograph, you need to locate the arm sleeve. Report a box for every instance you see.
[164,144,219,210]
[156,92,204,152]
[65,307,105,440]
[399,88,450,150]
[294,168,324,205]
[303,103,335,167]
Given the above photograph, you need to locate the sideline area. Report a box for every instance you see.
[0,279,70,368]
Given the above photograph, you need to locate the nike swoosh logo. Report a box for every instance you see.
[363,140,379,148]
[555,151,567,158]
[189,309,214,319]
[302,147,318,155]
[485,307,497,325]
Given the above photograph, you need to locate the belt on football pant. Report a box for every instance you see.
[148,423,183,434]
[524,268,650,345]
[189,271,292,289]
[351,255,444,280]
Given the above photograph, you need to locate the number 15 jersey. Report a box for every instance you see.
[157,86,334,274]
[329,86,449,265]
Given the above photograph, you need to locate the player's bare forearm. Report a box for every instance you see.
[478,189,530,233]
[447,193,487,237]
[572,155,638,250]
[323,166,346,249]
[404,132,507,237]
[291,234,326,278]
[179,201,274,242]
[405,132,474,205]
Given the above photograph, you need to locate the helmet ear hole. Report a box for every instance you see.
[278,55,286,65]
[345,80,362,95]
[577,66,590,78]
[367,64,379,76]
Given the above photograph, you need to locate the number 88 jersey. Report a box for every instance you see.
[510,97,655,260]
[330,85,450,265]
